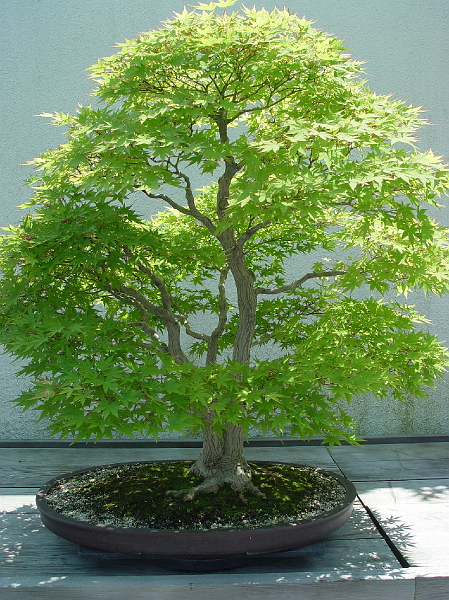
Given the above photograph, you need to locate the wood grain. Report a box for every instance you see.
[1,443,448,597]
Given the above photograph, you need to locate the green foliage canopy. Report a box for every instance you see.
[1,2,449,442]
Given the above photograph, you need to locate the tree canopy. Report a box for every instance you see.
[1,1,449,445]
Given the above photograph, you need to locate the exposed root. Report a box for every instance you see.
[166,481,220,501]
[166,474,266,502]
[167,425,266,501]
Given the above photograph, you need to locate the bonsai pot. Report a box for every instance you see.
[36,460,356,562]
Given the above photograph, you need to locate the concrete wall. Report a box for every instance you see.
[1,0,448,439]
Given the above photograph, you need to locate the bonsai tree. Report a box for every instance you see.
[1,0,449,499]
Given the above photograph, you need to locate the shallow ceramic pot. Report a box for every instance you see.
[36,460,356,559]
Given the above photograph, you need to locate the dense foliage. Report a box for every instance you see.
[1,1,449,446]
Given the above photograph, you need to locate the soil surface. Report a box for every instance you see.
[45,461,347,530]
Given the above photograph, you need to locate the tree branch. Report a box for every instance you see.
[206,268,229,364]
[105,282,189,364]
[255,270,347,295]
[169,162,217,234]
[237,219,271,248]
[228,75,310,122]
[106,283,168,320]
[142,190,193,218]
[184,320,210,342]
[141,174,216,235]
[128,321,171,355]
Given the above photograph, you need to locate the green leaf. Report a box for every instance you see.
[1,2,449,447]
[194,0,237,12]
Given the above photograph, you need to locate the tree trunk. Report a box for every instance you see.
[167,424,264,500]
[166,120,261,500]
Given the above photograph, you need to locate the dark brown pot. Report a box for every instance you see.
[36,461,356,559]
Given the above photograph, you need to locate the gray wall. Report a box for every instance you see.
[1,0,448,439]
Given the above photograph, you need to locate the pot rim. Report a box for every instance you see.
[36,459,356,534]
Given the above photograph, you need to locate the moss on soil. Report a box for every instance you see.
[45,461,347,530]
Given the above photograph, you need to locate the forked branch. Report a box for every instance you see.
[237,219,271,248]
[141,158,217,234]
[255,270,347,295]
[106,283,189,364]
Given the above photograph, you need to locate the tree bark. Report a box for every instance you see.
[167,424,264,500]
[166,114,261,500]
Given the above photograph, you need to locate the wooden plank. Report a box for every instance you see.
[0,446,335,467]
[415,576,449,600]
[0,447,337,487]
[74,537,401,574]
[0,508,396,578]
[329,459,449,482]
[326,502,380,540]
[0,448,199,487]
[0,527,396,577]
[0,489,38,495]
[0,578,416,600]
[328,442,449,482]
[2,442,448,595]
[0,490,36,513]
[329,442,449,462]
[356,480,449,504]
[361,503,449,570]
